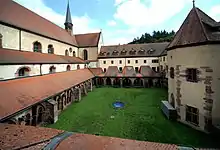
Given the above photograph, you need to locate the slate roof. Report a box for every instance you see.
[0,48,85,64]
[0,69,94,120]
[0,1,101,48]
[98,42,169,58]
[0,124,178,150]
[105,66,119,77]
[122,66,137,77]
[89,68,104,76]
[167,7,220,50]
[75,32,101,47]
[104,66,160,78]
[140,66,160,77]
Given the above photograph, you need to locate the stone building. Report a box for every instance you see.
[167,4,220,131]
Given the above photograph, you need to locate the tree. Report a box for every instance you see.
[129,30,175,44]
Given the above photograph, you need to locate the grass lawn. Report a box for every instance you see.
[47,87,218,148]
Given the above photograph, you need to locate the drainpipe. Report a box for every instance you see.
[40,64,42,75]
[19,30,21,51]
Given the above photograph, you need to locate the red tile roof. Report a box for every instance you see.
[167,7,220,50]
[0,69,94,120]
[0,48,85,64]
[0,123,63,150]
[75,32,101,47]
[89,68,103,76]
[57,133,178,150]
[0,1,78,46]
[0,124,178,150]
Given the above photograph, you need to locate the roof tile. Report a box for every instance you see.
[0,69,94,120]
[0,48,85,64]
[0,1,78,46]
[75,32,101,47]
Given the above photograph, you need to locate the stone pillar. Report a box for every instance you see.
[130,78,135,87]
[120,79,123,88]
[110,78,114,86]
[103,78,106,86]
[78,87,81,101]
[142,79,145,88]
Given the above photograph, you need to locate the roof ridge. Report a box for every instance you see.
[75,32,101,36]
[194,7,209,41]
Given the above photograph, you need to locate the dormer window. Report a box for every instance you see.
[129,49,136,55]
[99,52,105,56]
[121,50,127,55]
[107,52,110,56]
[112,50,118,55]
[147,48,155,54]
[138,49,145,54]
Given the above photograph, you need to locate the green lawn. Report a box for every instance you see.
[47,88,218,148]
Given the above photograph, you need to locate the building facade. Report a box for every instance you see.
[167,6,220,131]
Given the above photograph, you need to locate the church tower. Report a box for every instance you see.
[64,1,73,35]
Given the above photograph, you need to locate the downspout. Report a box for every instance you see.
[19,30,21,51]
[40,64,42,75]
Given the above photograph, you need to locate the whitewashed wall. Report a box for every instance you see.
[0,63,84,80]
[98,57,160,71]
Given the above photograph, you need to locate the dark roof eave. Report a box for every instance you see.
[78,45,98,48]
[166,41,220,51]
[0,21,78,47]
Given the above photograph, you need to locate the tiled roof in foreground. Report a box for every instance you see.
[0,48,85,64]
[0,69,94,120]
[89,68,104,76]
[0,124,178,150]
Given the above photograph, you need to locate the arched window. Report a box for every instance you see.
[83,49,88,60]
[18,67,30,77]
[69,48,72,53]
[67,65,71,71]
[73,51,76,57]
[65,49,69,56]
[0,33,2,48]
[33,41,42,52]
[48,44,54,54]
[77,64,80,69]
[49,66,56,74]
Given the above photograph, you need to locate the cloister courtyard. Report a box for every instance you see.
[47,87,218,148]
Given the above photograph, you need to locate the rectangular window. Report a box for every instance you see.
[152,59,159,63]
[186,68,198,82]
[128,60,130,64]
[111,60,114,64]
[144,60,147,63]
[103,61,106,64]
[135,67,139,73]
[186,105,199,126]
[135,60,138,64]
[157,67,159,72]
[119,67,122,72]
[119,60,122,64]
[163,57,165,61]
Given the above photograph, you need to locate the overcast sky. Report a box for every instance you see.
[14,0,220,45]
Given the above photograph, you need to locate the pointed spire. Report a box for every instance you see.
[193,0,195,8]
[65,0,72,24]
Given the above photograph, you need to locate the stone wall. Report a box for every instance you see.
[168,44,220,131]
